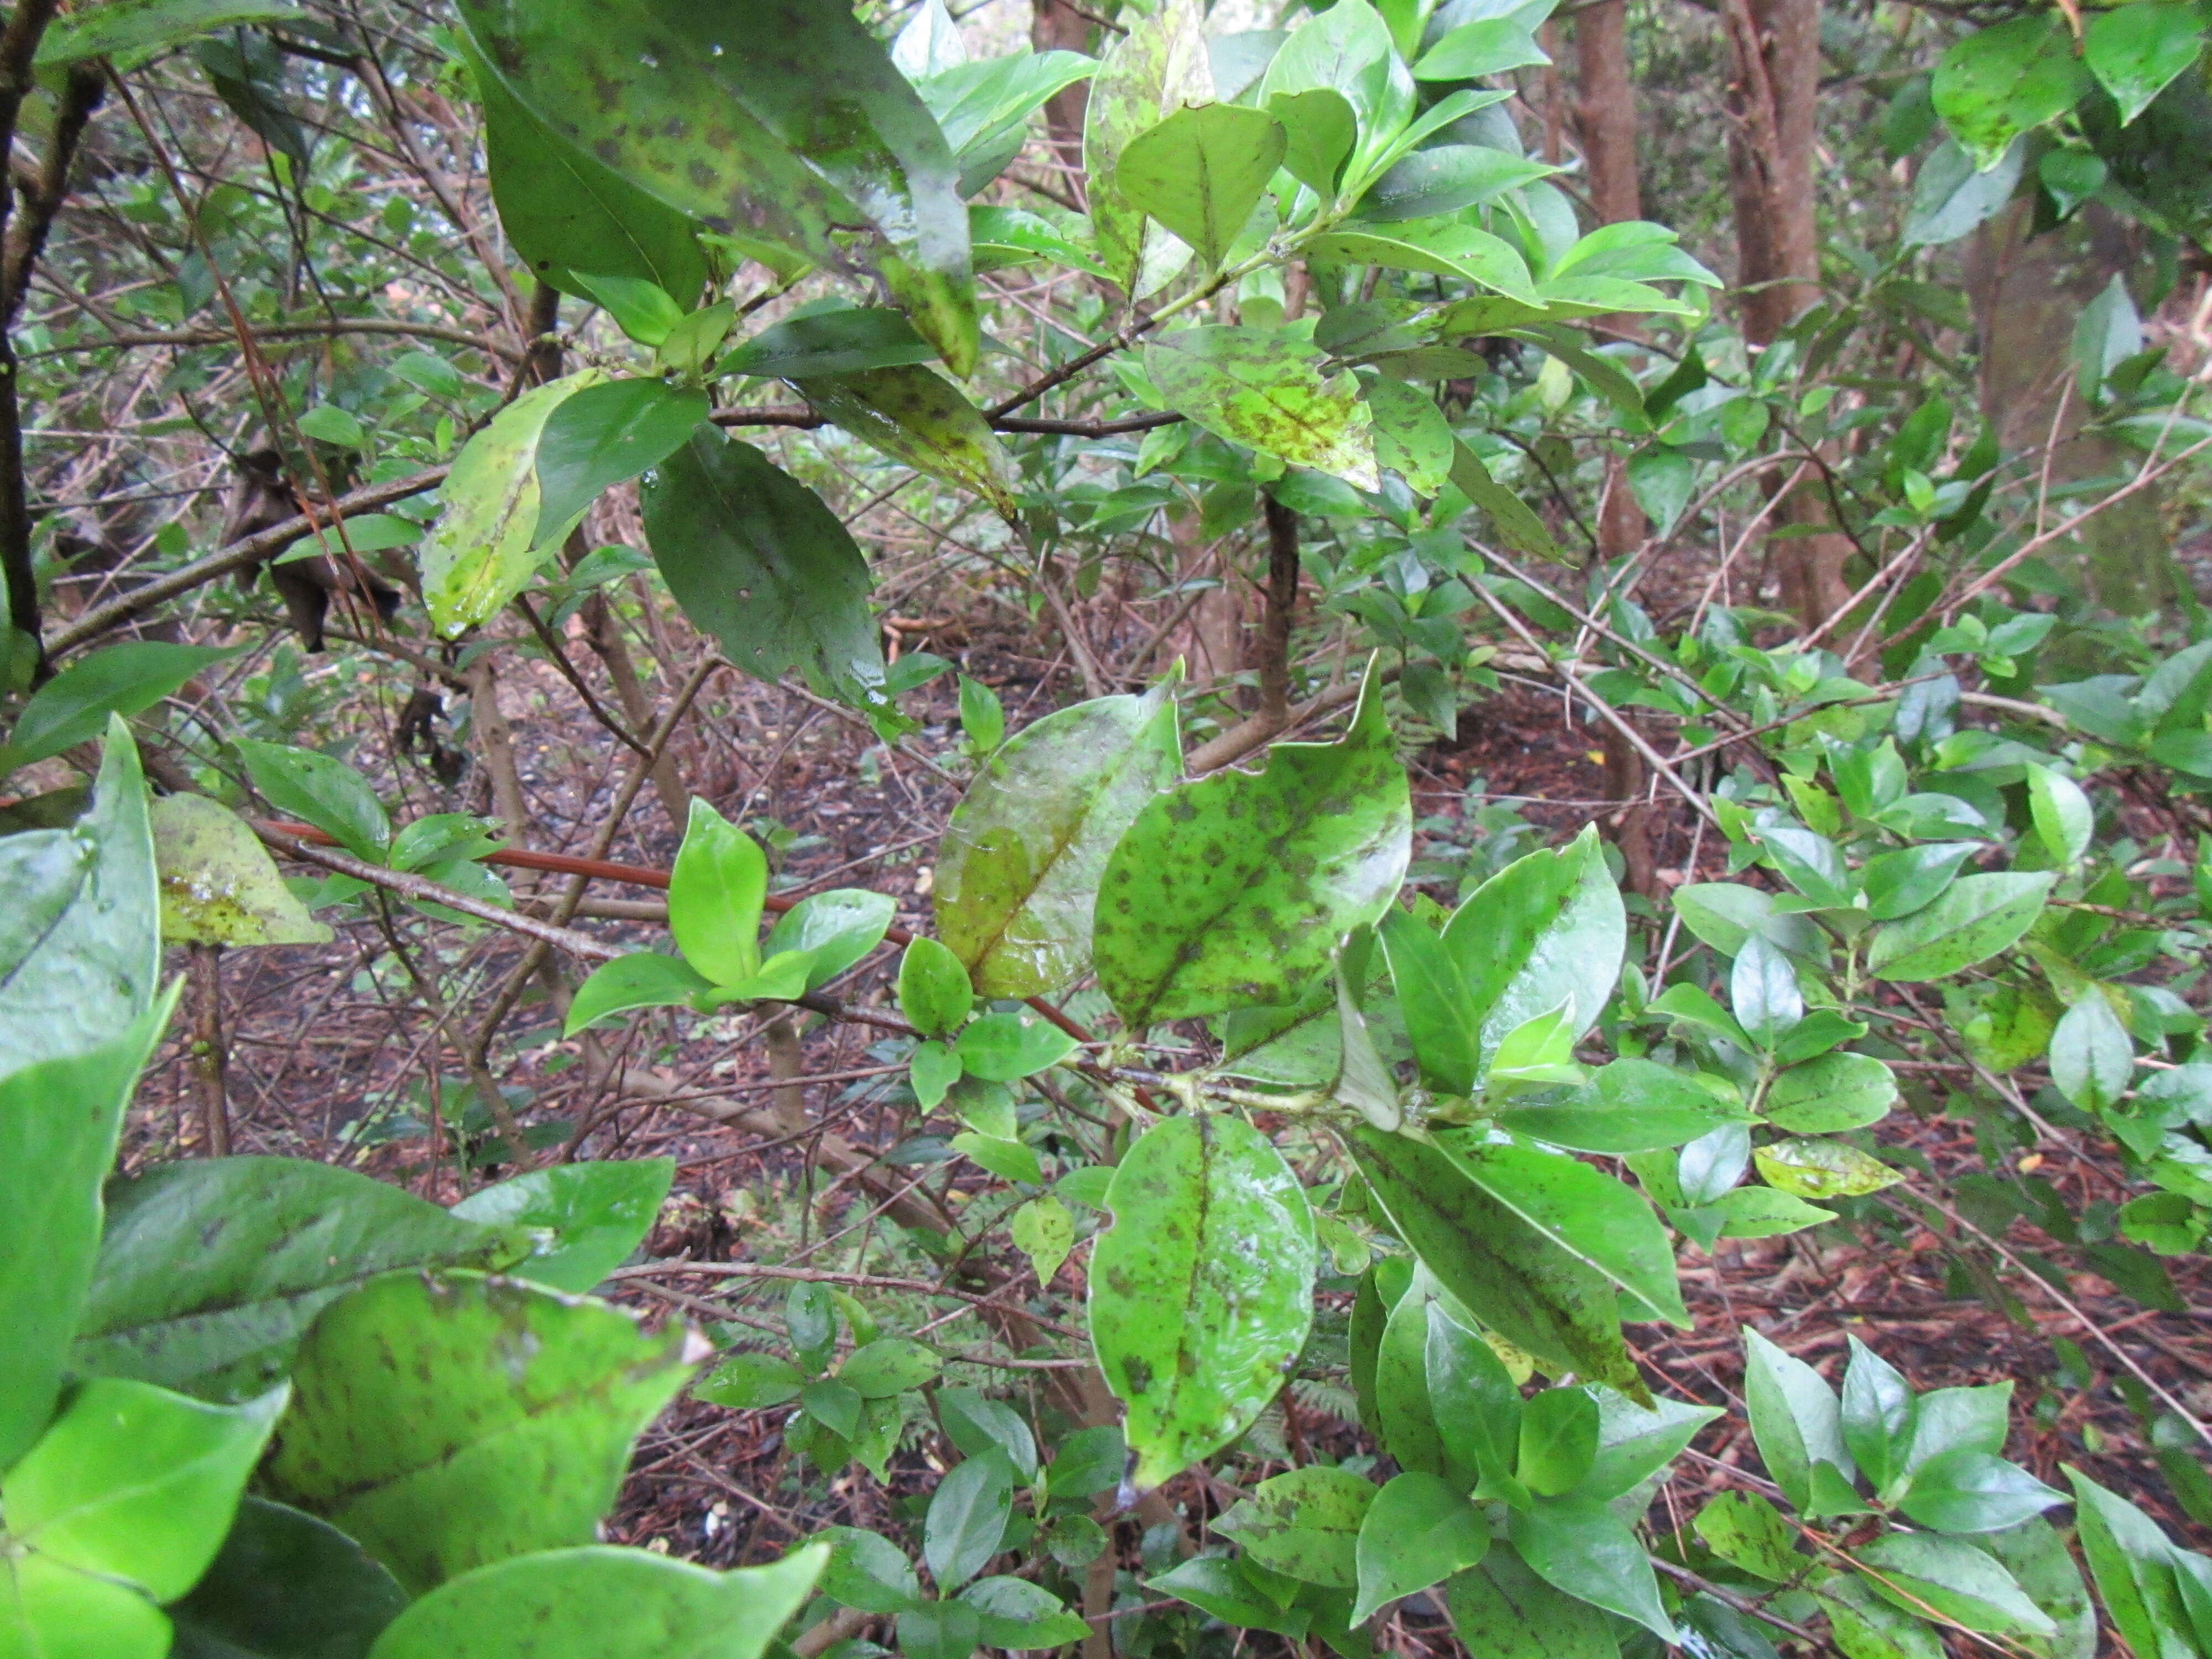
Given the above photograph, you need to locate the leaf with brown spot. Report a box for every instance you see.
[1092,662,1408,1029]
[797,366,1020,521]
[1146,325,1381,490]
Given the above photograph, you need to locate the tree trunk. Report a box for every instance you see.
[1721,0,1853,629]
[1030,0,1092,181]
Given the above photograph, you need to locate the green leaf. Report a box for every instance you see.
[669,798,767,988]
[899,936,974,1036]
[1415,15,1548,78]
[1009,1195,1075,1287]
[1259,0,1407,187]
[958,1579,1089,1650]
[239,739,391,862]
[1902,136,2025,247]
[764,888,896,991]
[1146,326,1382,491]
[958,674,1006,752]
[419,371,597,635]
[153,794,332,947]
[926,1448,1015,1591]
[721,307,936,380]
[170,1496,407,1659]
[956,1009,1079,1081]
[1671,880,1822,959]
[1518,1388,1599,1497]
[899,1601,982,1659]
[466,36,705,302]
[1932,15,2090,170]
[1974,1516,2099,1659]
[1082,0,1213,297]
[2049,991,2132,1111]
[265,1272,695,1593]
[1865,872,2054,980]
[1312,222,1539,307]
[910,1041,962,1109]
[937,683,1179,999]
[1510,1495,1676,1642]
[1449,439,1564,563]
[1360,143,1551,222]
[365,1543,823,1659]
[1501,1058,1745,1154]
[816,1526,925,1614]
[1840,1336,1916,1492]
[1093,666,1409,1027]
[1371,1272,1448,1475]
[531,380,709,549]
[74,1156,523,1403]
[696,1351,805,1410]
[1352,1472,1489,1623]
[1116,103,1286,270]
[1379,906,1480,1096]
[4,1376,284,1601]
[1432,1134,1689,1327]
[938,1386,1040,1479]
[564,952,716,1035]
[1742,1327,1851,1512]
[0,641,231,775]
[1270,86,1358,194]
[1897,1451,2065,1534]
[641,429,887,708]
[1817,1574,1946,1659]
[1754,1138,1903,1199]
[1149,1556,1313,1637]
[2026,764,2093,865]
[2063,1466,2199,1659]
[1763,1052,1898,1134]
[458,0,977,372]
[798,366,1019,521]
[1694,1491,1802,1583]
[1731,936,1802,1046]
[1444,1548,1621,1659]
[920,49,1098,174]
[0,992,176,1469]
[1345,1125,1640,1395]
[2085,3,2206,124]
[1090,1113,1317,1487]
[1218,1465,1375,1589]
[1424,1293,1522,1489]
[35,0,307,65]
[1711,1186,1835,1239]
[1584,1387,1723,1501]
[450,1159,673,1292]
[1857,1533,2056,1636]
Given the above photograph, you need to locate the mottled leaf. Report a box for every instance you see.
[1146,326,1381,491]
[153,794,332,947]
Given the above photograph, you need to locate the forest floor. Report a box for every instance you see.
[116,610,2212,1619]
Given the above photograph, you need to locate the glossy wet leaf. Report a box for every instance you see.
[816,1526,925,1614]
[450,1159,674,1292]
[2049,991,2132,1111]
[1754,1138,1903,1199]
[169,1498,408,1659]
[1932,15,2090,170]
[2025,764,2093,865]
[1434,1133,1689,1327]
[1089,1113,1317,1487]
[925,1448,1015,1591]
[458,0,977,372]
[0,641,232,775]
[936,682,1178,999]
[898,936,974,1036]
[643,429,886,709]
[695,1350,805,1410]
[3,1376,284,1602]
[960,1577,1091,1648]
[152,794,331,947]
[1441,824,1623,1072]
[75,1156,524,1402]
[0,1554,169,1659]
[0,992,174,1469]
[1518,1388,1599,1497]
[1351,1472,1488,1622]
[238,739,390,862]
[467,36,706,301]
[1585,1386,1723,1500]
[1443,1547,1619,1659]
[722,307,936,380]
[1009,1195,1075,1286]
[1362,375,1454,495]
[1093,669,1408,1028]
[1149,1557,1312,1638]
[266,1272,696,1593]
[1694,1491,1801,1582]
[763,888,896,990]
[420,371,597,635]
[365,1542,825,1659]
[1115,103,1286,270]
[1866,872,2054,981]
[1083,0,1212,296]
[1270,86,1358,194]
[1858,1533,2056,1636]
[1218,1465,1374,1589]
[2085,3,2206,125]
[1308,223,1538,305]
[0,724,161,1076]
[1742,1327,1851,1512]
[1499,1057,1745,1154]
[2063,1467,2200,1659]
[1147,326,1380,489]
[798,366,1019,521]
[1511,1494,1676,1642]
[35,0,309,65]
[1345,1124,1640,1395]
[668,798,766,987]
[1896,1450,2064,1534]
[564,952,715,1035]
[531,380,709,547]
